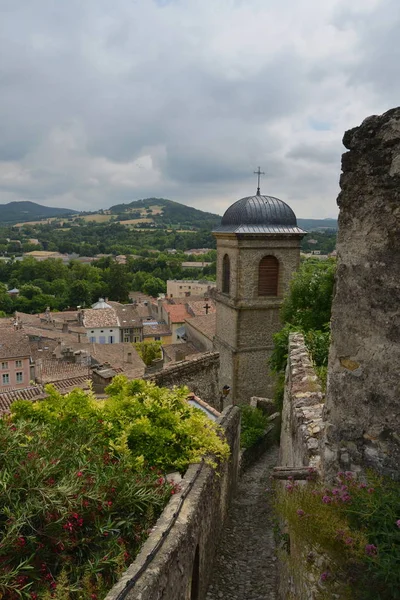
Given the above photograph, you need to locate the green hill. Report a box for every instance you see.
[0,201,78,224]
[109,198,221,230]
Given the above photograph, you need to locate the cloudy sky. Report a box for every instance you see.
[1,0,399,218]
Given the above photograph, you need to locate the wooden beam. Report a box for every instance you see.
[272,467,319,480]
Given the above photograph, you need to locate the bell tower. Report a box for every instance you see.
[213,190,305,405]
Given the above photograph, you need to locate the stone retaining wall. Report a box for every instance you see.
[145,352,220,411]
[105,405,241,600]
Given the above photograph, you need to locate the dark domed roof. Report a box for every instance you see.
[213,194,305,235]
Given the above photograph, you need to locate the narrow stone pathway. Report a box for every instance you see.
[205,446,279,600]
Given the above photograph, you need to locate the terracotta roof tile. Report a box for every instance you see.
[0,329,32,360]
[185,313,216,341]
[143,323,171,337]
[186,299,216,317]
[164,304,190,323]
[83,308,119,328]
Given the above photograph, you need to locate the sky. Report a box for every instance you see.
[0,0,399,218]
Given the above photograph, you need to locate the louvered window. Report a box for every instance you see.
[222,254,230,294]
[258,256,279,296]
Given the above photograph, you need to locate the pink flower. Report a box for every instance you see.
[320,572,329,581]
[396,519,400,528]
[368,488,375,494]
[76,471,83,477]
[365,544,378,556]
[345,471,354,480]
[359,482,367,489]
[345,537,354,546]
[297,509,305,517]
[322,495,331,504]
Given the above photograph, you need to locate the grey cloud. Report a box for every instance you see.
[0,0,396,217]
[286,143,342,165]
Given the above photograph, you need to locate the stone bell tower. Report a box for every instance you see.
[213,187,305,405]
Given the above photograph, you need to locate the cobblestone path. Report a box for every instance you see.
[205,446,279,600]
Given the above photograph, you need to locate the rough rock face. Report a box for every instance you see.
[323,107,400,480]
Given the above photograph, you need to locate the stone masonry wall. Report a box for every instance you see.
[145,352,220,411]
[323,107,400,480]
[280,332,324,472]
[105,405,241,600]
[278,333,325,600]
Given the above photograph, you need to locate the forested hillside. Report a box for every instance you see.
[0,201,77,224]
[108,197,221,230]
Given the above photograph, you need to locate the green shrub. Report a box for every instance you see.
[275,471,400,599]
[11,378,230,474]
[240,406,269,449]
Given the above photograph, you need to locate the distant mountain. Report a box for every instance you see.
[297,218,337,231]
[0,201,78,224]
[109,198,221,230]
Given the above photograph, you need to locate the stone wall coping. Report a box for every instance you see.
[286,332,325,470]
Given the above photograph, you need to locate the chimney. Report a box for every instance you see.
[62,322,69,333]
[78,333,81,343]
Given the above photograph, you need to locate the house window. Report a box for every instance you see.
[15,360,22,368]
[258,255,279,296]
[134,336,140,343]
[99,336,106,344]
[2,373,9,385]
[16,372,23,383]
[91,330,94,334]
[154,336,161,341]
[100,330,104,333]
[90,336,96,343]
[108,336,114,344]
[124,328,130,334]
[222,254,230,294]
[124,336,130,343]
[1,362,8,370]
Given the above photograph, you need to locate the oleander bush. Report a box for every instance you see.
[275,471,400,599]
[0,378,230,599]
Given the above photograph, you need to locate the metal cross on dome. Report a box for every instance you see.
[254,166,265,196]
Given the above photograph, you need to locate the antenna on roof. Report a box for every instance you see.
[254,166,265,196]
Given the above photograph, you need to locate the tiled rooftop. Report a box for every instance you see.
[82,308,119,328]
[143,323,172,337]
[185,313,216,341]
[164,304,191,324]
[162,342,199,363]
[186,299,216,317]
[0,329,32,359]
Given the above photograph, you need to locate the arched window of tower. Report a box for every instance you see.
[222,254,230,294]
[258,255,279,296]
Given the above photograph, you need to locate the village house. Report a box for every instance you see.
[166,279,215,298]
[0,329,34,391]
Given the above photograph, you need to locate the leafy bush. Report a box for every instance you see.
[240,406,270,449]
[11,378,230,474]
[1,379,230,598]
[275,471,400,599]
[134,340,162,366]
[280,258,336,332]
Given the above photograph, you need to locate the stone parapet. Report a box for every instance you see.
[145,352,220,410]
[280,332,324,472]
